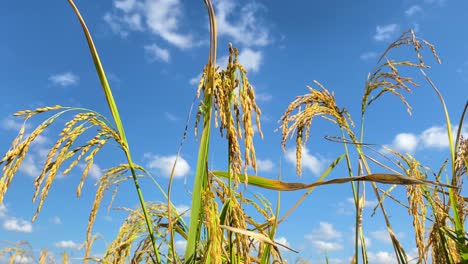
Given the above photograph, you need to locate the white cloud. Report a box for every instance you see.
[275,236,290,248]
[370,229,405,244]
[105,0,193,49]
[367,251,397,264]
[50,216,62,225]
[306,222,342,240]
[145,153,190,178]
[88,163,103,180]
[49,72,79,87]
[54,240,83,250]
[256,159,274,172]
[218,48,263,73]
[374,24,398,42]
[3,217,33,233]
[256,92,273,102]
[405,5,422,16]
[19,156,40,177]
[238,48,262,73]
[144,44,170,62]
[214,0,270,47]
[189,73,202,86]
[384,124,468,153]
[285,147,326,176]
[391,133,419,153]
[1,117,26,131]
[175,240,187,254]
[360,51,378,61]
[311,240,343,252]
[346,197,378,208]
[175,204,190,217]
[114,0,137,12]
[164,112,179,121]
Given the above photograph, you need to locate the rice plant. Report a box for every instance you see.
[0,1,466,263]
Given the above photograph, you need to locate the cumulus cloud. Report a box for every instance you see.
[54,240,83,250]
[49,72,79,87]
[367,251,397,264]
[285,147,326,176]
[311,240,343,252]
[405,5,422,16]
[145,153,190,178]
[144,44,170,62]
[256,159,274,172]
[214,0,270,47]
[218,48,263,73]
[3,217,33,233]
[104,0,193,49]
[306,222,342,240]
[373,24,398,42]
[88,163,103,180]
[384,124,468,153]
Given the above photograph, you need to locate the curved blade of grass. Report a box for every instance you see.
[66,1,160,262]
[211,170,454,191]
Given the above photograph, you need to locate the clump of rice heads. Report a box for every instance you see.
[196,43,263,186]
[362,29,441,117]
[0,241,57,264]
[0,106,147,261]
[101,202,188,263]
[279,81,354,176]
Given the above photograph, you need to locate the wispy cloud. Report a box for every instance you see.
[285,147,327,176]
[189,73,202,86]
[214,0,270,47]
[256,92,273,102]
[373,24,398,42]
[370,229,405,244]
[54,240,83,250]
[0,204,7,219]
[360,51,378,61]
[1,117,27,132]
[405,5,422,16]
[367,251,397,263]
[144,153,190,178]
[144,44,170,62]
[105,0,193,49]
[164,112,179,121]
[50,216,62,225]
[49,72,79,87]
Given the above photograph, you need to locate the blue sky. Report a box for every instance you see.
[1,0,468,263]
